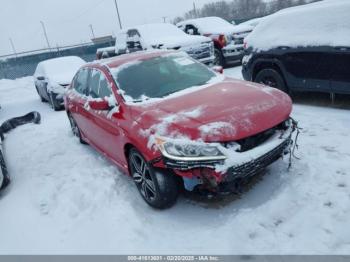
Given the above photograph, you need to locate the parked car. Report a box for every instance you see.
[0,109,41,191]
[114,23,215,65]
[177,17,250,66]
[65,50,295,209]
[34,56,86,110]
[242,0,350,95]
[96,46,116,60]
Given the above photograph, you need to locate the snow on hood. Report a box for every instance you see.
[133,78,292,148]
[246,0,350,51]
[135,23,211,48]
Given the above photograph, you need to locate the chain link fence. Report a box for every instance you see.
[0,42,114,80]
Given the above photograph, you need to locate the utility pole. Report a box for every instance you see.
[89,24,96,39]
[9,38,17,58]
[40,21,52,52]
[193,2,197,18]
[113,0,123,30]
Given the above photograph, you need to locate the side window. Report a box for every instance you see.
[74,69,89,95]
[98,74,112,98]
[89,70,100,98]
[185,24,199,35]
[87,69,112,99]
[127,29,142,52]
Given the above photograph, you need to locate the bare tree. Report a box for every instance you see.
[176,0,321,24]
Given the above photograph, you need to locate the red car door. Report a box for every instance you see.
[68,68,92,138]
[85,69,124,165]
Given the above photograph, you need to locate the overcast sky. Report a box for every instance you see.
[0,0,218,56]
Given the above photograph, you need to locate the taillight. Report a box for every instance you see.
[218,34,227,47]
[243,42,248,49]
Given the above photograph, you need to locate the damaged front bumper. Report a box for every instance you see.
[158,119,296,193]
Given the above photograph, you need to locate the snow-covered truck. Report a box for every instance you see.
[177,17,252,66]
[114,23,215,65]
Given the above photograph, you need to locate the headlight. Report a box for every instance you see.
[156,137,227,161]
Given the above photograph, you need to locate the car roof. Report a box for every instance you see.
[86,50,174,70]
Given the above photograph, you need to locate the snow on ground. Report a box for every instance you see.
[0,67,350,254]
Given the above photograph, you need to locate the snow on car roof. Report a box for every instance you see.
[35,56,86,78]
[245,0,350,51]
[177,16,235,34]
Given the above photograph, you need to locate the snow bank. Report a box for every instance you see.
[245,0,350,51]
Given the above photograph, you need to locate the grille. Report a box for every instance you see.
[225,138,291,182]
[227,121,289,152]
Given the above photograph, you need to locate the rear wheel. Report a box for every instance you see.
[0,149,10,191]
[35,85,46,102]
[254,68,288,93]
[214,48,225,67]
[128,148,178,209]
[68,114,87,144]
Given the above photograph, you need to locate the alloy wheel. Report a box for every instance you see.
[130,152,157,202]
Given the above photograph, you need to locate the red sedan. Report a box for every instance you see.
[65,50,295,209]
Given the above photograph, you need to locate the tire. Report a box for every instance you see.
[213,48,225,67]
[254,68,288,93]
[128,148,179,209]
[35,85,46,102]
[0,148,10,191]
[68,114,87,145]
[49,92,62,111]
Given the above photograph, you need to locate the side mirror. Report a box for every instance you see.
[37,76,45,81]
[88,100,110,111]
[212,66,223,74]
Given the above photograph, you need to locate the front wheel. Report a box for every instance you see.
[129,148,179,209]
[254,68,288,93]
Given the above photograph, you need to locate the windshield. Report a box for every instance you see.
[112,54,216,102]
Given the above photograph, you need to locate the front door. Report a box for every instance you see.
[86,69,123,164]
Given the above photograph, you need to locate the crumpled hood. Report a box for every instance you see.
[131,78,292,143]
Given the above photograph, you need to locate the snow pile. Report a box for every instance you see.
[246,0,350,51]
[34,56,86,85]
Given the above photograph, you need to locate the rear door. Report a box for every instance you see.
[86,69,123,164]
[282,47,332,92]
[331,47,350,94]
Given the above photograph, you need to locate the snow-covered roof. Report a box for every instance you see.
[126,23,210,49]
[35,56,86,83]
[245,0,350,51]
[177,16,236,35]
